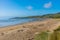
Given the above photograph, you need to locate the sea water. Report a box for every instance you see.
[0,18,45,27]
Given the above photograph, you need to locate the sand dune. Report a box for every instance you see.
[0,19,60,40]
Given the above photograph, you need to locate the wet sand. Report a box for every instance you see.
[0,19,60,40]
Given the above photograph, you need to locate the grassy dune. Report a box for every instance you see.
[34,32,51,40]
[34,26,60,40]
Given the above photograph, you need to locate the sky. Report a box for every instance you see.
[0,0,60,18]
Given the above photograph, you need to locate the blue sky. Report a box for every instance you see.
[0,0,60,17]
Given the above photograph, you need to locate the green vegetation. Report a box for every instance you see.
[34,32,51,40]
[49,33,56,40]
[54,26,60,31]
[11,16,41,19]
[54,26,60,40]
[11,12,60,19]
[49,26,60,40]
[41,12,60,18]
[34,26,60,40]
[56,31,60,40]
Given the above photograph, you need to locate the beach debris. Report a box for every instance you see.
[23,26,26,28]
[35,32,39,35]
[17,29,24,32]
[38,24,45,26]
[0,32,4,36]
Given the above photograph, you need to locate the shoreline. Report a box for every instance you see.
[0,19,60,40]
[0,18,50,28]
[0,19,60,32]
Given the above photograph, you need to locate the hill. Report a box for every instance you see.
[41,12,60,18]
[10,12,60,19]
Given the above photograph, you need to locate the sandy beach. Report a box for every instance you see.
[0,19,60,40]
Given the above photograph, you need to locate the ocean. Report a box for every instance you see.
[0,18,45,27]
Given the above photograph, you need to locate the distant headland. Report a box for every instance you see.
[11,12,60,19]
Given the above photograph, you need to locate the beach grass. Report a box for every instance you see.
[34,26,60,40]
[50,26,60,40]
[54,26,60,40]
[34,32,51,40]
[56,31,60,40]
[34,31,58,40]
[49,32,56,40]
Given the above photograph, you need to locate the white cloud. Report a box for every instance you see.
[26,6,33,10]
[44,2,52,8]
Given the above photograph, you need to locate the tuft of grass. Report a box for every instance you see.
[34,32,50,40]
[56,31,60,40]
[54,26,60,40]
[50,26,60,40]
[54,26,60,31]
[49,32,57,40]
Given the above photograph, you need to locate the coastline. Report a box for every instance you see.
[0,18,48,28]
[0,19,60,40]
[0,19,60,32]
[0,18,52,28]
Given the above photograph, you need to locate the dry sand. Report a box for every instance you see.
[0,19,60,40]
